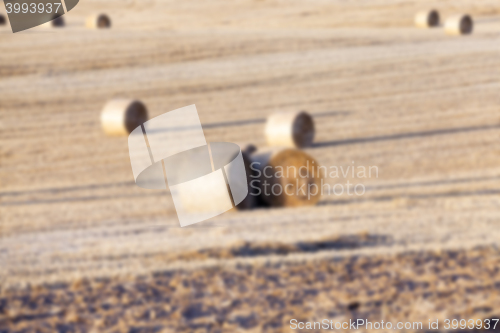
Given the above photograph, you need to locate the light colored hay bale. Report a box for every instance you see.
[444,15,473,35]
[414,10,440,28]
[265,111,315,148]
[163,142,250,225]
[101,99,148,136]
[250,148,322,207]
[86,14,111,29]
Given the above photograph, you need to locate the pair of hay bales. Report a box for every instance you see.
[245,111,321,208]
[414,10,473,35]
[41,14,111,28]
[101,101,315,148]
[101,100,322,209]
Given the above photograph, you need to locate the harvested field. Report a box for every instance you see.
[2,246,500,332]
[1,0,500,331]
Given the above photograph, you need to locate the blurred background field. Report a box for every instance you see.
[2,0,500,331]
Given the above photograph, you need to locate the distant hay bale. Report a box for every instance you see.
[250,148,322,207]
[0,14,6,26]
[445,15,473,35]
[414,10,440,28]
[265,111,315,148]
[86,14,111,29]
[101,99,148,136]
[41,15,65,28]
[52,15,65,27]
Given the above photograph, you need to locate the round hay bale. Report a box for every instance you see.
[444,14,473,35]
[250,148,322,207]
[414,10,440,28]
[0,14,6,26]
[265,111,315,148]
[52,15,65,27]
[163,143,251,224]
[41,15,65,28]
[86,14,111,29]
[101,99,148,136]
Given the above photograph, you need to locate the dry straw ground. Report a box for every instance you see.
[2,0,500,331]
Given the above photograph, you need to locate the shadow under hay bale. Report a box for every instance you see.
[445,14,473,35]
[101,99,148,136]
[414,10,440,28]
[0,14,6,26]
[183,234,392,259]
[235,144,259,210]
[265,111,315,148]
[86,14,111,29]
[229,234,391,258]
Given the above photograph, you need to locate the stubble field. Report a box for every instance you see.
[2,0,500,331]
